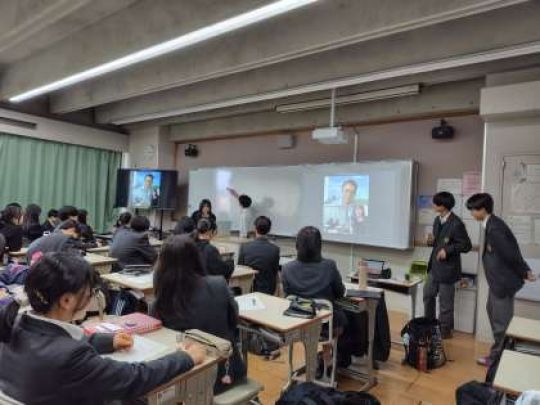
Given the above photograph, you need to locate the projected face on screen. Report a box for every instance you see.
[323,175,369,235]
[129,170,161,209]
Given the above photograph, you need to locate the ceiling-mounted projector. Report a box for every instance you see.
[312,126,348,144]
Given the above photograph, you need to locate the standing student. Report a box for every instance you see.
[42,209,60,234]
[109,215,158,268]
[22,204,44,242]
[227,188,254,238]
[0,252,205,404]
[423,192,472,339]
[238,216,280,295]
[191,199,217,225]
[0,205,24,253]
[152,235,246,394]
[466,193,536,366]
[195,219,234,280]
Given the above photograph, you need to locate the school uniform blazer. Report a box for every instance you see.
[196,240,234,280]
[0,314,194,405]
[428,212,472,284]
[238,237,280,295]
[0,223,23,253]
[483,215,530,298]
[109,229,158,268]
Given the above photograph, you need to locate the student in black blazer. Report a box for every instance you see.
[195,219,234,280]
[238,216,280,295]
[0,205,24,253]
[22,203,44,242]
[153,235,246,394]
[42,209,60,234]
[467,193,536,366]
[109,215,158,269]
[191,199,217,225]
[0,252,205,405]
[423,192,472,338]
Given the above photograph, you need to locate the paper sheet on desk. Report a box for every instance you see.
[235,295,265,311]
[103,335,171,363]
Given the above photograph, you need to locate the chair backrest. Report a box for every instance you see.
[0,390,24,405]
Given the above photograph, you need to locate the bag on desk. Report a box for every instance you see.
[283,297,316,319]
[183,329,232,359]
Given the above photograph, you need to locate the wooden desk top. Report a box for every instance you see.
[7,248,28,258]
[85,252,118,266]
[348,274,423,289]
[344,282,384,295]
[102,265,255,291]
[507,316,540,344]
[494,350,540,395]
[238,292,330,333]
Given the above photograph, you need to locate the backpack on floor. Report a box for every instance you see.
[276,382,380,405]
[401,317,446,370]
[456,380,504,405]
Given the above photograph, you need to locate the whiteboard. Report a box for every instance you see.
[188,161,416,249]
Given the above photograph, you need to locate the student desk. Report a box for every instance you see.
[84,253,118,274]
[493,350,540,396]
[101,265,257,302]
[108,326,220,405]
[335,283,383,391]
[7,248,28,262]
[87,239,163,257]
[506,316,540,345]
[237,292,330,390]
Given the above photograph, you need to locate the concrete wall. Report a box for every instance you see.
[477,69,540,342]
[0,107,128,152]
[175,115,484,314]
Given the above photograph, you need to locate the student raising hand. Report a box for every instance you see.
[113,332,134,351]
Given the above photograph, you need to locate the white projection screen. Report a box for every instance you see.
[188,161,417,249]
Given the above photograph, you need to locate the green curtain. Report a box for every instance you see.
[0,132,121,233]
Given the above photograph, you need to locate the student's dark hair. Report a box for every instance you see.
[255,216,271,235]
[6,202,22,208]
[196,218,216,237]
[296,226,322,263]
[23,204,42,229]
[47,209,59,218]
[154,235,206,317]
[432,192,455,210]
[145,174,154,179]
[1,205,22,225]
[131,215,150,232]
[174,216,196,235]
[466,193,494,214]
[59,219,78,231]
[342,180,358,191]
[116,212,132,227]
[77,209,89,225]
[238,194,252,208]
[198,199,212,212]
[0,252,95,343]
[58,205,78,221]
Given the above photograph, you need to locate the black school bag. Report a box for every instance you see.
[455,381,503,405]
[277,382,380,405]
[401,317,446,370]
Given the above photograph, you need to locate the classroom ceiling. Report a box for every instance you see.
[1,0,540,132]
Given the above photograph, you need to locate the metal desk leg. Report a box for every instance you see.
[410,284,418,319]
[301,321,323,382]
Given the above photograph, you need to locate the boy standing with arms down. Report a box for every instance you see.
[424,192,472,339]
[466,193,536,366]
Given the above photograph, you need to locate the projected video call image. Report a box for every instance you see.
[323,175,369,235]
[129,170,161,209]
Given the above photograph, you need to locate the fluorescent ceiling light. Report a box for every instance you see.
[275,84,420,113]
[8,0,319,103]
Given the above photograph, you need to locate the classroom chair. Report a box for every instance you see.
[213,378,264,405]
[0,391,24,405]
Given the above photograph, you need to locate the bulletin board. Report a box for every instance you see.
[501,154,540,301]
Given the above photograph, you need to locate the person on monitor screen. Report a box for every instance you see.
[131,174,160,208]
[466,193,536,367]
[423,192,471,340]
[340,180,366,235]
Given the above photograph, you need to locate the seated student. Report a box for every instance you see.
[22,203,44,242]
[195,219,234,280]
[42,209,60,234]
[113,211,132,235]
[27,219,82,261]
[152,235,246,394]
[0,205,24,253]
[191,199,217,225]
[238,216,280,295]
[77,209,98,248]
[56,205,79,229]
[109,215,158,268]
[0,252,205,404]
[174,216,196,235]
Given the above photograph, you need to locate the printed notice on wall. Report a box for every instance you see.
[507,215,533,245]
[437,178,463,195]
[462,171,481,195]
[511,183,540,214]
